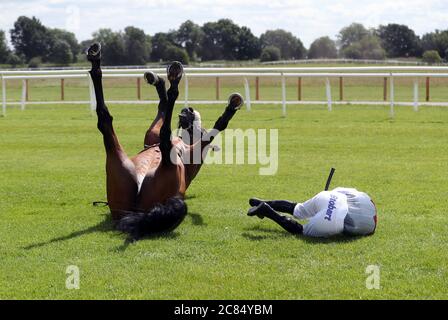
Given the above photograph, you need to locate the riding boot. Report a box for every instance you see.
[249,198,297,214]
[248,202,303,235]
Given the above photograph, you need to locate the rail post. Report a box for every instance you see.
[390,74,395,118]
[298,77,302,101]
[244,77,251,112]
[216,76,220,100]
[61,78,65,101]
[26,79,29,101]
[137,78,141,100]
[413,79,419,112]
[1,76,6,117]
[255,76,260,100]
[325,78,332,111]
[281,73,286,116]
[426,77,430,102]
[21,79,27,110]
[339,77,344,101]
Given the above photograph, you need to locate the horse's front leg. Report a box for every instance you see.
[87,43,138,219]
[184,93,244,187]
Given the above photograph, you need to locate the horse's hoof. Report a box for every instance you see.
[144,71,160,86]
[167,61,184,82]
[228,93,244,110]
[86,42,101,61]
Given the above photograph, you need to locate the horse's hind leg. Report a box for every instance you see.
[143,62,183,151]
[159,62,183,166]
[143,72,168,147]
[87,43,138,218]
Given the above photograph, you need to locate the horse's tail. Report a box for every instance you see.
[116,197,187,240]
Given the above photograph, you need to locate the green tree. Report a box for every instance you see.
[176,20,203,61]
[342,34,385,60]
[422,50,442,64]
[28,56,42,68]
[260,46,281,62]
[337,23,369,51]
[7,54,24,67]
[165,45,190,64]
[49,29,79,62]
[260,29,306,60]
[199,19,259,61]
[308,36,337,59]
[0,30,11,63]
[376,24,421,57]
[150,32,177,62]
[123,26,151,65]
[47,39,73,65]
[92,28,126,65]
[236,26,260,60]
[200,19,242,61]
[421,30,448,60]
[200,21,225,60]
[10,16,51,62]
[338,23,386,60]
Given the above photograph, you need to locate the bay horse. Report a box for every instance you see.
[86,43,243,240]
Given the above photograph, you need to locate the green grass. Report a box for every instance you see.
[0,97,448,299]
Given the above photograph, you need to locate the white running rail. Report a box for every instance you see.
[2,66,448,117]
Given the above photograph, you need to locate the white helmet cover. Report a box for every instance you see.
[343,192,377,236]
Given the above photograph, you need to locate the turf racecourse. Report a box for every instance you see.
[0,102,447,299]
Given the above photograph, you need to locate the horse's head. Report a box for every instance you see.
[178,107,203,145]
[178,107,202,133]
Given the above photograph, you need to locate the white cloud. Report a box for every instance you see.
[0,0,447,47]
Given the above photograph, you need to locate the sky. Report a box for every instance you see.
[0,0,447,47]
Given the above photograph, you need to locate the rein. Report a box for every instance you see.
[143,143,160,150]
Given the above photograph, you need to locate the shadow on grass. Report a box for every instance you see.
[23,214,115,250]
[242,225,290,240]
[242,224,363,244]
[23,213,181,251]
[113,232,180,252]
[189,212,207,226]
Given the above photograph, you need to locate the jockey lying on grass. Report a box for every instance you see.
[247,188,377,238]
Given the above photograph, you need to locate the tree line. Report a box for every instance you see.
[1,16,448,67]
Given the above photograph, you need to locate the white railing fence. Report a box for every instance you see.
[1,66,448,118]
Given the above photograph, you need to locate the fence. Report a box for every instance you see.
[2,66,448,118]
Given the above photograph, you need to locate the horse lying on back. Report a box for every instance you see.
[87,43,243,240]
